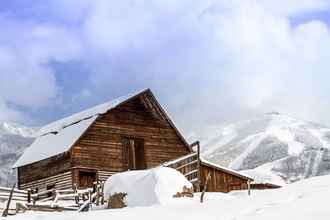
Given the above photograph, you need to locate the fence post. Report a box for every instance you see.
[27,188,31,203]
[100,182,104,205]
[73,184,79,205]
[96,183,100,206]
[89,189,92,210]
[2,183,16,217]
[248,180,251,196]
[200,173,211,203]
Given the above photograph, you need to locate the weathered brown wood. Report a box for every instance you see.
[250,183,281,190]
[27,189,31,203]
[17,90,192,192]
[18,154,71,186]
[200,173,211,203]
[200,163,252,193]
[70,96,190,188]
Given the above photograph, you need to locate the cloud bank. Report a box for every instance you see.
[1,0,330,135]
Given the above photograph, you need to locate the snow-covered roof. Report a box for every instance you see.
[39,88,149,136]
[200,157,253,181]
[13,89,149,168]
[13,116,97,168]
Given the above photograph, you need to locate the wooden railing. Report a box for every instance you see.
[0,187,28,202]
[162,141,201,191]
[0,182,106,216]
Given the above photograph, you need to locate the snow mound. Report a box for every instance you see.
[104,167,192,207]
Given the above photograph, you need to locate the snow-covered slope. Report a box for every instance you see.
[0,122,36,186]
[201,113,330,184]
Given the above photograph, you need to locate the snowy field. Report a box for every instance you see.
[3,174,330,220]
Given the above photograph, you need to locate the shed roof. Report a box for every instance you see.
[200,157,253,181]
[14,88,191,168]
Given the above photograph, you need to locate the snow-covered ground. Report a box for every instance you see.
[4,174,330,220]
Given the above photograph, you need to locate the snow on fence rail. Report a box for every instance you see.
[0,181,106,217]
[0,187,28,202]
[162,141,201,190]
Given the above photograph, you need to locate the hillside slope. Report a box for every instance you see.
[0,122,36,186]
[201,113,330,184]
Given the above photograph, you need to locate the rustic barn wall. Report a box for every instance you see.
[250,183,281,190]
[200,163,249,193]
[17,91,192,191]
[19,171,72,191]
[70,96,190,182]
[18,153,71,189]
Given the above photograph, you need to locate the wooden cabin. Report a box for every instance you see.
[199,158,253,193]
[14,89,192,191]
[14,88,254,194]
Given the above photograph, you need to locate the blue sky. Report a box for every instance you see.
[1,0,330,135]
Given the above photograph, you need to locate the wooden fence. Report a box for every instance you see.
[0,182,106,216]
[162,141,201,191]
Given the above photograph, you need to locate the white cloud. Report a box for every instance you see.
[75,0,330,131]
[1,0,330,133]
[0,14,82,122]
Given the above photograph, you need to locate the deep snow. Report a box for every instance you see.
[104,167,192,207]
[3,174,330,220]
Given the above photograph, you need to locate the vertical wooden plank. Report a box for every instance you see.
[27,188,31,203]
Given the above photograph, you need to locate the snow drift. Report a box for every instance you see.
[7,174,330,220]
[104,167,192,207]
[201,112,330,184]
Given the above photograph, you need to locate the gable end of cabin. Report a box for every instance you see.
[70,93,191,188]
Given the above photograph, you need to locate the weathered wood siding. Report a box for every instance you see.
[17,91,191,191]
[19,171,72,191]
[18,153,71,190]
[70,96,190,182]
[200,163,249,193]
[251,183,281,190]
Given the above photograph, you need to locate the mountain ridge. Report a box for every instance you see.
[0,122,37,186]
[201,113,330,185]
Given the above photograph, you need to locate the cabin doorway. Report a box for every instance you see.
[122,137,145,170]
[78,170,97,188]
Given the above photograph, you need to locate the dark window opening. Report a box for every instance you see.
[78,170,97,189]
[122,137,145,170]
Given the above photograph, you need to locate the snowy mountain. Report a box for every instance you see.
[201,113,330,185]
[0,122,37,186]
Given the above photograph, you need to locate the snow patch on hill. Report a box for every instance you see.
[0,122,37,186]
[201,113,330,184]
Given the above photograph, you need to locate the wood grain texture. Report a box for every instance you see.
[200,163,249,193]
[18,93,191,191]
[18,153,71,185]
[71,96,190,174]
